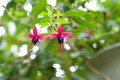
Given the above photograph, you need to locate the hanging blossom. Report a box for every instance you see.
[49,26,73,54]
[28,26,48,45]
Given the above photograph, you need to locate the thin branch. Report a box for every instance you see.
[86,61,111,80]
[45,71,55,80]
[67,38,79,52]
[2,5,18,20]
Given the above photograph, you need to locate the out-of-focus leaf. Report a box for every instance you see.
[65,11,87,17]
[40,12,48,16]
[16,11,26,17]
[55,19,70,24]
[7,0,16,9]
[32,17,50,26]
[71,17,91,27]
[13,0,25,3]
[46,6,52,15]
[69,0,75,4]
[58,3,69,12]
[53,13,64,17]
[30,0,47,15]
[40,22,50,28]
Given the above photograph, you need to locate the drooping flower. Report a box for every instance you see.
[28,26,48,45]
[49,26,73,54]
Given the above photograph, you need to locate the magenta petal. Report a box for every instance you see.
[38,35,48,40]
[28,34,34,38]
[58,26,63,34]
[33,26,38,35]
[62,33,73,37]
[49,34,58,38]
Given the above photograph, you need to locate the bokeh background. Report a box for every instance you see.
[0,0,120,80]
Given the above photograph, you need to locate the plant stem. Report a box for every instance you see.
[86,61,111,80]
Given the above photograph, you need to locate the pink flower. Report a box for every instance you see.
[49,26,73,54]
[28,26,48,45]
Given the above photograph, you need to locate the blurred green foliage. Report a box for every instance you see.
[0,0,120,80]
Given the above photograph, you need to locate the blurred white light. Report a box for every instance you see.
[64,38,67,42]
[23,59,29,64]
[63,18,69,21]
[100,39,105,43]
[0,27,5,36]
[53,63,61,69]
[11,45,18,56]
[40,25,48,33]
[47,0,57,6]
[35,23,40,33]
[55,68,65,78]
[37,15,44,18]
[35,23,40,27]
[69,66,78,72]
[0,73,3,77]
[78,33,86,40]
[112,25,119,32]
[24,2,32,12]
[8,22,16,35]
[0,6,5,16]
[85,0,99,11]
[64,43,71,50]
[78,6,87,11]
[70,52,81,58]
[37,71,42,75]
[0,0,11,16]
[27,12,30,16]
[30,53,36,59]
[0,40,7,50]
[18,44,28,57]
[93,43,97,49]
[32,46,39,52]
[101,0,106,2]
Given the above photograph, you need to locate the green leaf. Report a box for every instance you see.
[65,10,87,17]
[32,17,50,26]
[30,0,47,15]
[41,22,50,28]
[55,19,70,24]
[40,33,51,35]
[71,17,93,27]
[53,13,64,17]
[40,12,48,16]
[46,6,52,15]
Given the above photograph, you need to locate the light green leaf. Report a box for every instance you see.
[46,6,52,15]
[55,19,70,24]
[30,0,47,15]
[65,10,87,17]
[53,13,64,17]
[40,12,48,16]
[41,22,50,28]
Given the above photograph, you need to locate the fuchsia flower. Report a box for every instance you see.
[28,26,48,45]
[49,26,73,54]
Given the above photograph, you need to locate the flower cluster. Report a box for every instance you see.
[28,25,73,54]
